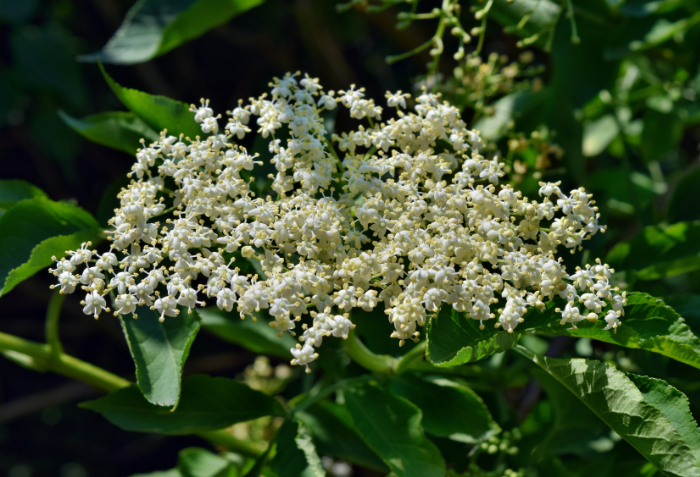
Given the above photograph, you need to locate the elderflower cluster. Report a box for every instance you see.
[50,73,625,371]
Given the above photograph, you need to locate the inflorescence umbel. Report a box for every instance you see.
[50,73,625,371]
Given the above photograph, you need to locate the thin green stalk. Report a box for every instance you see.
[0,330,267,456]
[0,330,129,392]
[45,290,65,357]
[394,341,427,374]
[343,330,398,374]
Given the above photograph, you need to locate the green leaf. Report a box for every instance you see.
[198,307,296,358]
[626,374,700,467]
[344,382,446,477]
[387,374,499,443]
[640,109,686,163]
[517,348,700,477]
[80,374,285,434]
[119,306,201,407]
[100,63,201,139]
[296,402,387,472]
[605,221,700,280]
[426,303,522,366]
[267,420,324,477]
[667,168,700,223]
[81,0,265,65]
[535,293,700,370]
[582,115,620,157]
[0,179,47,211]
[0,197,101,297]
[473,90,544,142]
[489,0,561,44]
[523,368,609,459]
[178,447,237,477]
[59,110,159,154]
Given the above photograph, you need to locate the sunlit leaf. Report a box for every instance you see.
[119,306,201,407]
[80,0,265,65]
[0,197,101,297]
[517,348,700,477]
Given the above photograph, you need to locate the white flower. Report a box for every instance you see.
[53,73,622,369]
[82,291,106,319]
[290,343,318,373]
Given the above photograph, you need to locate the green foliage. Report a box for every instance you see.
[119,306,201,407]
[344,381,446,477]
[59,110,159,154]
[388,374,500,443]
[80,375,286,434]
[0,196,101,297]
[198,307,296,358]
[100,63,201,139]
[606,222,700,280]
[81,0,265,65]
[295,401,387,471]
[535,293,700,370]
[178,447,239,477]
[0,179,47,212]
[267,419,324,477]
[518,347,700,477]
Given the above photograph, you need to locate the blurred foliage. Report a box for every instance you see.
[2,0,700,476]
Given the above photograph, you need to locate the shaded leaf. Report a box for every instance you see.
[0,197,101,297]
[388,374,499,443]
[296,401,387,472]
[344,382,446,477]
[119,306,201,407]
[267,419,324,477]
[667,168,700,223]
[81,0,265,65]
[59,110,159,154]
[80,375,285,434]
[0,179,47,211]
[605,221,700,280]
[100,63,201,139]
[535,293,700,370]
[640,109,686,163]
[198,307,296,358]
[518,348,700,477]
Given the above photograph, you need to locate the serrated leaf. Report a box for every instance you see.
[119,306,201,407]
[606,221,700,280]
[535,292,700,370]
[627,374,700,467]
[80,374,285,434]
[344,382,446,477]
[518,348,700,477]
[80,0,265,65]
[426,303,524,366]
[295,402,387,472]
[0,179,47,211]
[100,63,201,139]
[0,197,101,297]
[59,110,159,154]
[388,374,499,443]
[178,447,237,477]
[198,307,296,358]
[267,420,324,477]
